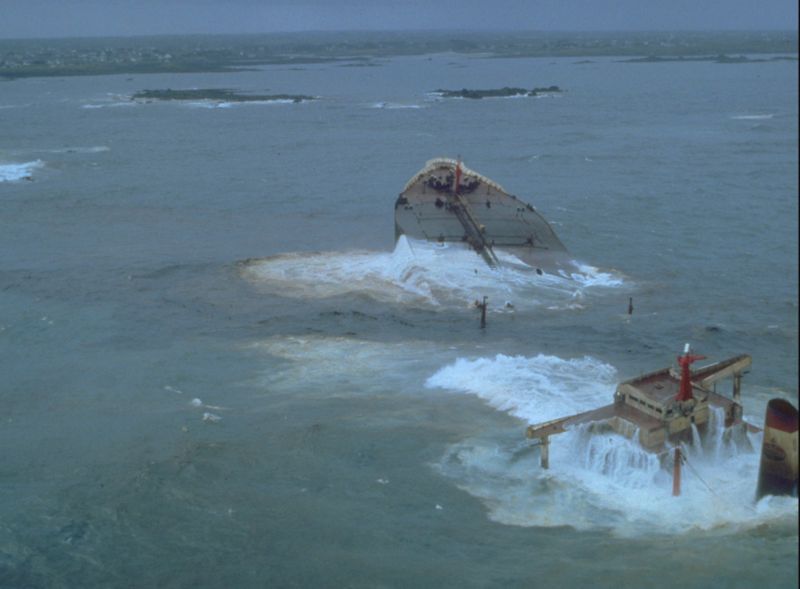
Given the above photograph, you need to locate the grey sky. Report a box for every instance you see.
[1,0,797,39]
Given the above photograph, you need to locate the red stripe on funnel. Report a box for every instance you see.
[765,398,799,433]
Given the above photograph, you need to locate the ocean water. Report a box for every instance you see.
[1,45,798,588]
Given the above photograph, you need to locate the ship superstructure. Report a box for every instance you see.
[526,346,757,468]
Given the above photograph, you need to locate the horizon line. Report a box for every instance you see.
[1,28,798,42]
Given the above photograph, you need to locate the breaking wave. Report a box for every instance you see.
[426,353,617,422]
[239,236,623,311]
[0,160,43,182]
[427,353,798,536]
[247,336,796,536]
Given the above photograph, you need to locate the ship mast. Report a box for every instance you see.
[676,343,706,402]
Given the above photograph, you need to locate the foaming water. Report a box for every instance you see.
[428,353,798,536]
[248,334,449,397]
[240,236,623,311]
[81,103,137,109]
[369,102,426,109]
[0,159,43,182]
[81,97,310,110]
[80,94,138,109]
[22,146,110,155]
[426,353,618,421]
[183,99,308,109]
[731,114,775,120]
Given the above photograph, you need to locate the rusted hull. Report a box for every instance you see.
[756,398,799,499]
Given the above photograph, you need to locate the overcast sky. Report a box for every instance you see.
[1,0,797,39]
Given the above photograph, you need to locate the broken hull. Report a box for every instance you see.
[527,354,758,455]
[756,398,799,499]
[395,158,574,272]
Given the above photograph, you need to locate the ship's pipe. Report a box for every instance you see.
[672,447,682,497]
[756,398,799,500]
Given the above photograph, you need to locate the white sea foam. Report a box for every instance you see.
[426,353,617,423]
[369,102,424,109]
[248,335,443,396]
[33,146,110,154]
[428,352,798,536]
[247,333,796,536]
[0,160,43,182]
[244,99,306,106]
[80,93,140,109]
[731,114,775,120]
[240,236,623,311]
[185,101,235,109]
[183,99,307,109]
[81,101,137,109]
[67,145,109,154]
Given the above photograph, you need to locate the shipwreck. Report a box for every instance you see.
[525,344,799,498]
[526,345,756,467]
[394,158,572,273]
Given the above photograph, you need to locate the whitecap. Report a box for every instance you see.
[81,101,137,109]
[425,352,617,423]
[731,114,774,120]
[239,236,623,312]
[34,145,110,154]
[369,102,424,109]
[0,160,43,182]
[246,99,310,106]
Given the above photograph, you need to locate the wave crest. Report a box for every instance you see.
[0,160,43,182]
[239,236,623,311]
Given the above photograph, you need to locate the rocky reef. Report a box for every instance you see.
[131,88,316,103]
[432,86,561,99]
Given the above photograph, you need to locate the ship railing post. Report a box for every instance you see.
[541,435,550,469]
[732,373,743,421]
[733,373,742,404]
[480,296,487,329]
[672,447,682,496]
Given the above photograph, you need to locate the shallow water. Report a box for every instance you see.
[1,42,798,587]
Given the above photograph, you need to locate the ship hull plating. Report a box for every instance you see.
[395,158,572,272]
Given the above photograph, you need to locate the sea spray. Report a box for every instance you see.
[426,353,618,423]
[428,352,797,535]
[239,236,623,310]
[0,160,43,182]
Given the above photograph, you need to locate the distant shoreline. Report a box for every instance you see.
[1,30,796,80]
